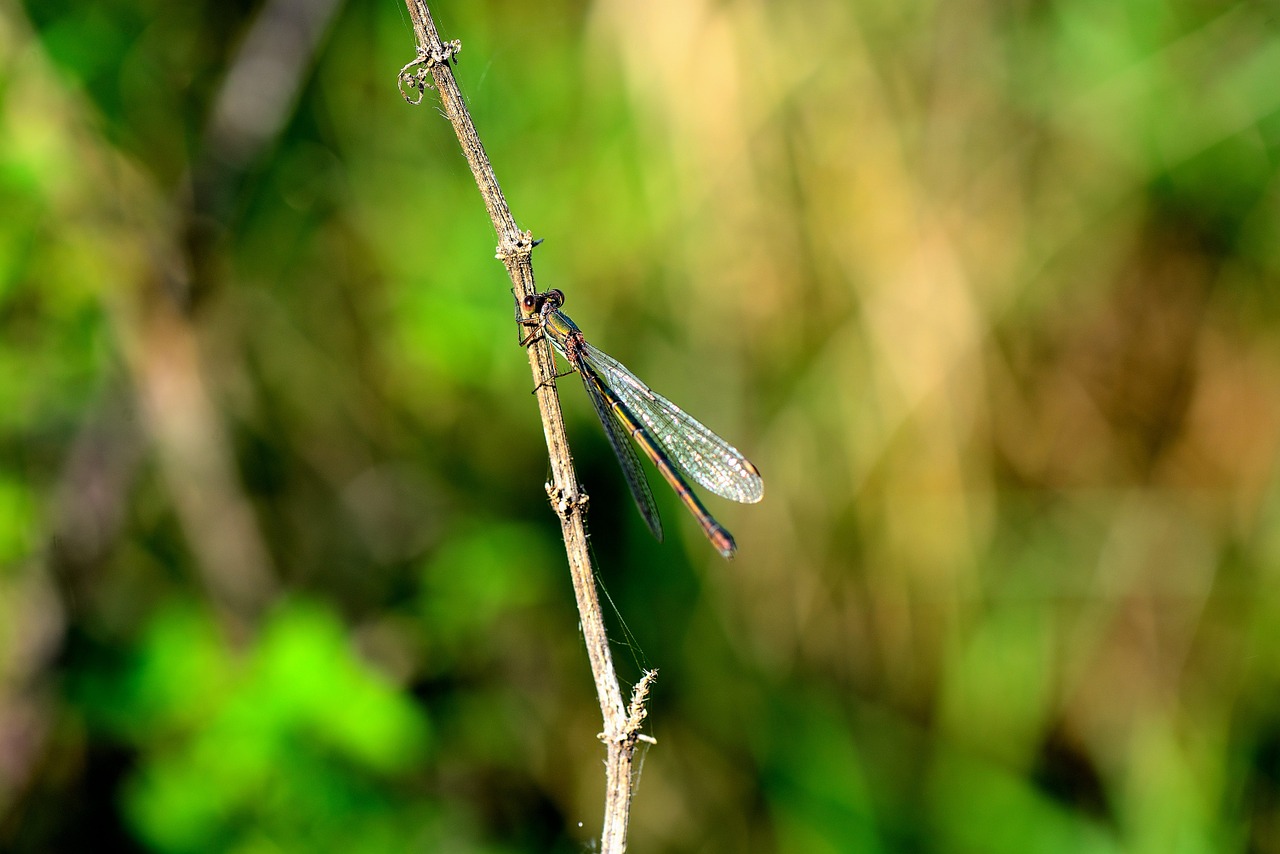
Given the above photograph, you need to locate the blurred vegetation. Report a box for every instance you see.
[1,0,1279,851]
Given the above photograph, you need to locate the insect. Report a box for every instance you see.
[520,289,763,557]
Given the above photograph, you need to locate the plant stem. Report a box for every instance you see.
[397,4,652,851]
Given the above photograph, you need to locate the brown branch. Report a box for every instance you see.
[397,4,653,851]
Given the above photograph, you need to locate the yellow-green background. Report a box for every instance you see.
[3,0,1279,851]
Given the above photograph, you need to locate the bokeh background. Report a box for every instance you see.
[2,0,1280,850]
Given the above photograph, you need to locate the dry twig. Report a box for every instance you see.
[398,4,654,850]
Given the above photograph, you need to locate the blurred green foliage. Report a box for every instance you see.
[2,0,1280,851]
[96,602,431,852]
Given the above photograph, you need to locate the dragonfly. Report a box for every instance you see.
[519,289,763,558]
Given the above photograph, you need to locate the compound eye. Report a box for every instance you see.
[546,289,565,308]
[520,294,539,312]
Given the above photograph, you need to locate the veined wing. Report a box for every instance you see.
[579,341,764,504]
[576,360,664,542]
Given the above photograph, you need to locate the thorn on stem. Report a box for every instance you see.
[545,481,588,522]
[627,669,658,734]
[397,39,463,105]
[495,230,541,260]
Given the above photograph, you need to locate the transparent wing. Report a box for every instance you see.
[577,362,664,542]
[579,342,764,504]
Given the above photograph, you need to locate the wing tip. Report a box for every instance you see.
[744,462,764,504]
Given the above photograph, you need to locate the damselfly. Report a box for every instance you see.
[519,289,763,558]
